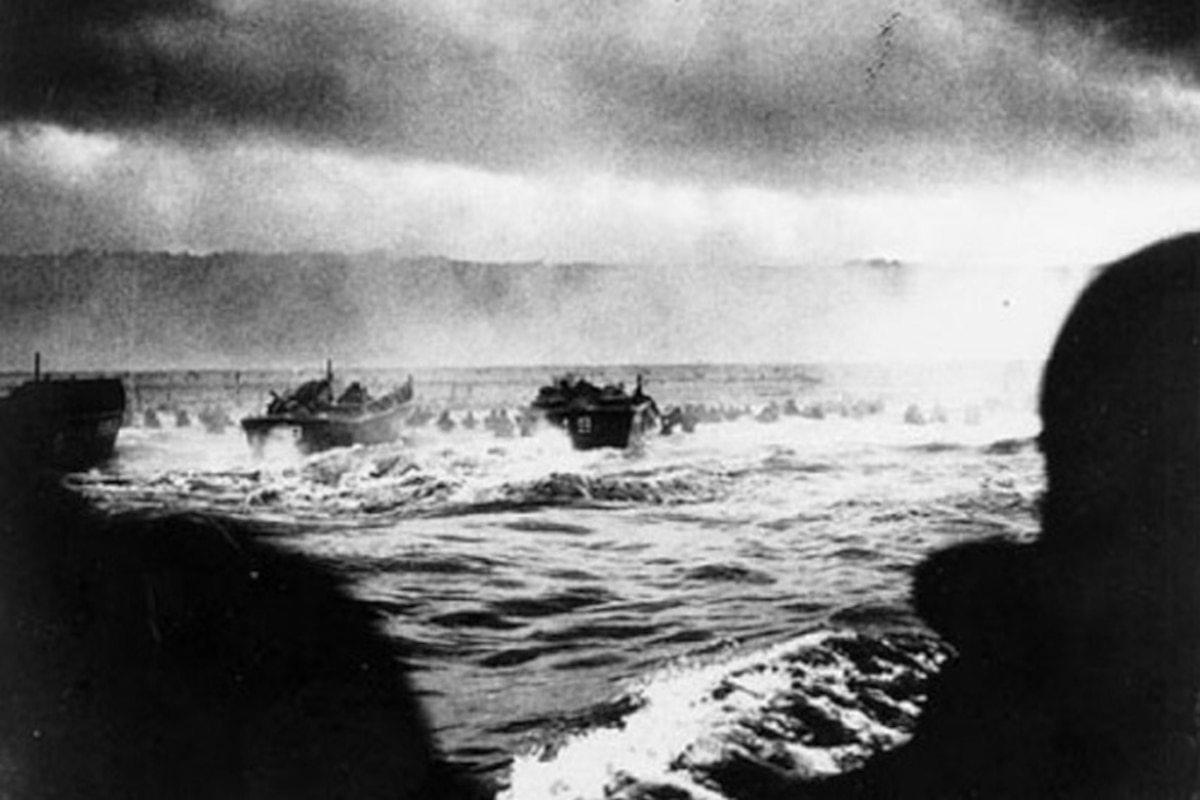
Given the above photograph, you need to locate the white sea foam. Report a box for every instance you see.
[503,630,946,800]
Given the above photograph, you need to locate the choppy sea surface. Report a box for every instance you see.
[63,362,1045,799]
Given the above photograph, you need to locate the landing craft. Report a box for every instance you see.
[532,374,659,450]
[0,353,126,472]
[241,361,414,455]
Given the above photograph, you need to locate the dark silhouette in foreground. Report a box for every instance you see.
[0,366,125,471]
[714,234,1200,799]
[0,466,482,798]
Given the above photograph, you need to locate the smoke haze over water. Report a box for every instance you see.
[0,252,1088,371]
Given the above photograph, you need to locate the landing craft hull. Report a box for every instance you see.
[0,378,127,471]
[533,374,659,450]
[551,402,656,450]
[53,409,125,470]
[242,370,414,456]
[242,405,407,455]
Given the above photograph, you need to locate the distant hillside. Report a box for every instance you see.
[0,251,1085,370]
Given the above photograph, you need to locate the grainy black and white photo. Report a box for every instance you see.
[0,1,1197,798]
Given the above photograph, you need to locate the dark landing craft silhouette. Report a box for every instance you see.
[532,374,660,450]
[241,362,414,455]
[711,234,1200,800]
[0,353,125,472]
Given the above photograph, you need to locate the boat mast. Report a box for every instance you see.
[34,352,40,382]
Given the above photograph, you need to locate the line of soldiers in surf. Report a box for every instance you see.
[121,394,980,442]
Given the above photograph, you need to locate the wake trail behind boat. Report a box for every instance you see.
[503,629,949,800]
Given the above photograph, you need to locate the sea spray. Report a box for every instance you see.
[502,630,948,800]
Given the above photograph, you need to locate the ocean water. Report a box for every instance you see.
[65,362,1046,798]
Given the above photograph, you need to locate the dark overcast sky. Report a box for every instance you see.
[1,0,1199,263]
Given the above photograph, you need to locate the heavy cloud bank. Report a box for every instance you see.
[0,0,1198,258]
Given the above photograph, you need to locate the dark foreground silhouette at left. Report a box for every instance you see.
[0,463,485,799]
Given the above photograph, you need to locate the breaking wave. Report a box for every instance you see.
[68,436,734,520]
[502,629,949,800]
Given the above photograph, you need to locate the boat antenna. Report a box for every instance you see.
[326,358,333,383]
[34,351,40,382]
